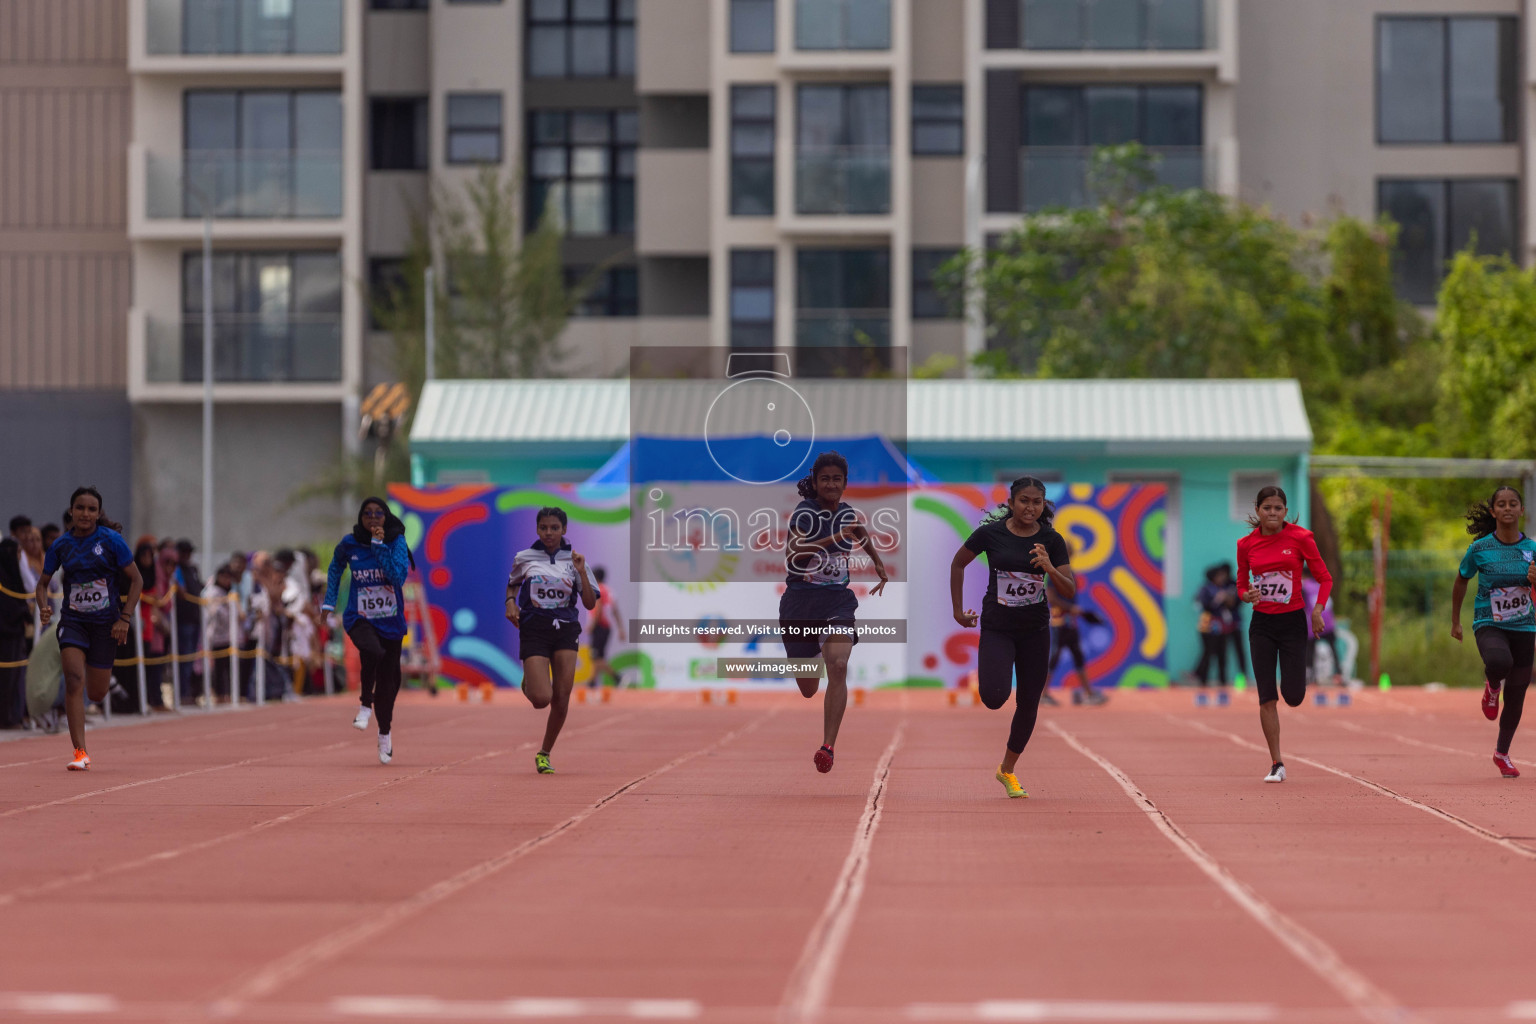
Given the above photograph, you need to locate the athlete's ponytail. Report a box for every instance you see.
[1466,485,1524,539]
[795,451,849,501]
[982,477,1056,528]
[62,485,122,533]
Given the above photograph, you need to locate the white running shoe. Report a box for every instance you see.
[352,706,372,731]
[1264,762,1286,783]
[378,733,392,765]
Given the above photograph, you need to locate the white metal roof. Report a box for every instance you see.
[412,378,1312,453]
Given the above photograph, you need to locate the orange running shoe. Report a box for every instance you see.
[67,748,90,771]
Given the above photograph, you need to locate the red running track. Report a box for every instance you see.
[1,688,1535,1024]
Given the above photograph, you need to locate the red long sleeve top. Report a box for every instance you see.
[1236,522,1332,615]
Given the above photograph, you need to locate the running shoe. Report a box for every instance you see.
[814,745,835,773]
[352,705,373,731]
[1215,690,1231,707]
[66,748,90,771]
[1482,680,1502,721]
[378,734,392,765]
[995,766,1027,799]
[1494,752,1520,778]
[535,751,555,774]
[1194,690,1209,707]
[1264,762,1286,783]
[1082,689,1108,706]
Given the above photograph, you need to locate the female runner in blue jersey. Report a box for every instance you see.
[322,497,413,764]
[35,487,143,771]
[780,451,889,774]
[1451,485,1536,778]
[505,507,598,774]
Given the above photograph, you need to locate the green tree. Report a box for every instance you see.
[1437,251,1536,460]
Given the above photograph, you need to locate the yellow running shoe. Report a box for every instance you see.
[995,765,1026,798]
[535,751,555,774]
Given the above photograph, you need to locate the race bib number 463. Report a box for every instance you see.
[1252,571,1293,605]
[357,586,398,620]
[996,570,1046,608]
[1490,586,1533,624]
[69,578,109,614]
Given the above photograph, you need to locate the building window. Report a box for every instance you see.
[569,266,638,316]
[1378,178,1517,305]
[371,0,428,9]
[1377,17,1517,144]
[371,97,428,171]
[183,90,343,218]
[527,0,636,78]
[1021,84,1201,211]
[795,0,889,51]
[912,249,959,319]
[797,84,890,215]
[368,258,408,330]
[446,93,503,164]
[912,85,963,156]
[528,109,637,234]
[731,0,775,52]
[730,86,776,216]
[1021,0,1203,51]
[179,251,342,382]
[180,0,343,54]
[730,250,775,348]
[796,248,890,347]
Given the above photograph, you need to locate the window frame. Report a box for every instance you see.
[445,92,504,165]
[369,96,429,171]
[526,0,637,79]
[367,257,408,330]
[567,265,639,317]
[526,108,638,235]
[730,85,777,217]
[911,84,964,157]
[730,0,776,52]
[1377,176,1519,304]
[730,249,776,349]
[1020,83,1203,148]
[1375,14,1518,146]
[911,248,960,319]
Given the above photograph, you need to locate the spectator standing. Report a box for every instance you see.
[0,538,29,728]
[38,523,60,553]
[173,539,204,703]
[201,564,237,702]
[1302,568,1341,686]
[1193,563,1238,688]
[127,537,170,711]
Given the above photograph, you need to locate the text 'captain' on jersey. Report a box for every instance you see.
[42,526,134,625]
[785,499,859,590]
[509,541,597,626]
[1460,532,1536,633]
[963,519,1071,632]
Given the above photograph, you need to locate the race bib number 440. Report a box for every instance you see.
[1251,571,1293,605]
[357,586,398,620]
[69,578,109,614]
[1490,586,1533,624]
[996,570,1046,608]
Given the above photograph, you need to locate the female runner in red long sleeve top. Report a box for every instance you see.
[1236,486,1332,783]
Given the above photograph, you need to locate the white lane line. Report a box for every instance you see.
[331,996,700,1019]
[0,719,288,771]
[1508,1001,1536,1018]
[906,999,1276,1021]
[1317,716,1536,769]
[1045,721,1412,1024]
[211,711,777,1014]
[780,720,906,1024]
[1176,716,1536,863]
[0,992,119,1013]
[0,715,628,909]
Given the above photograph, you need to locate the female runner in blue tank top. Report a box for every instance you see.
[1451,485,1536,778]
[36,486,142,771]
[322,497,413,765]
[780,451,889,775]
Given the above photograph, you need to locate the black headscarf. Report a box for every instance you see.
[352,496,415,570]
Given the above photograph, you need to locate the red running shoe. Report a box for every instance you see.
[814,745,834,773]
[1494,752,1520,779]
[1482,680,1502,721]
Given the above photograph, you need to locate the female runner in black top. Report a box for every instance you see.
[950,477,1075,798]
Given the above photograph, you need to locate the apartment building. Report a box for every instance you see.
[1,0,1529,545]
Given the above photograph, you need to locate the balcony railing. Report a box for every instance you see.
[147,315,342,383]
[795,0,890,50]
[146,150,343,219]
[796,147,891,215]
[1021,0,1207,50]
[1020,146,1204,212]
[146,0,344,55]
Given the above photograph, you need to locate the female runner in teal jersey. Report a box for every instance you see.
[1452,485,1536,778]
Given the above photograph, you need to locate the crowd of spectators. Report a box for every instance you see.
[1,514,339,731]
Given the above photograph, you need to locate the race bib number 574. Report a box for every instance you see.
[1252,571,1293,605]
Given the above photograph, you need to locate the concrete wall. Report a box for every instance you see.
[132,402,348,561]
[0,390,132,528]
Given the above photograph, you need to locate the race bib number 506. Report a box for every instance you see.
[530,576,571,609]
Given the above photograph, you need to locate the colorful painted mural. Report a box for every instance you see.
[390,481,1166,691]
